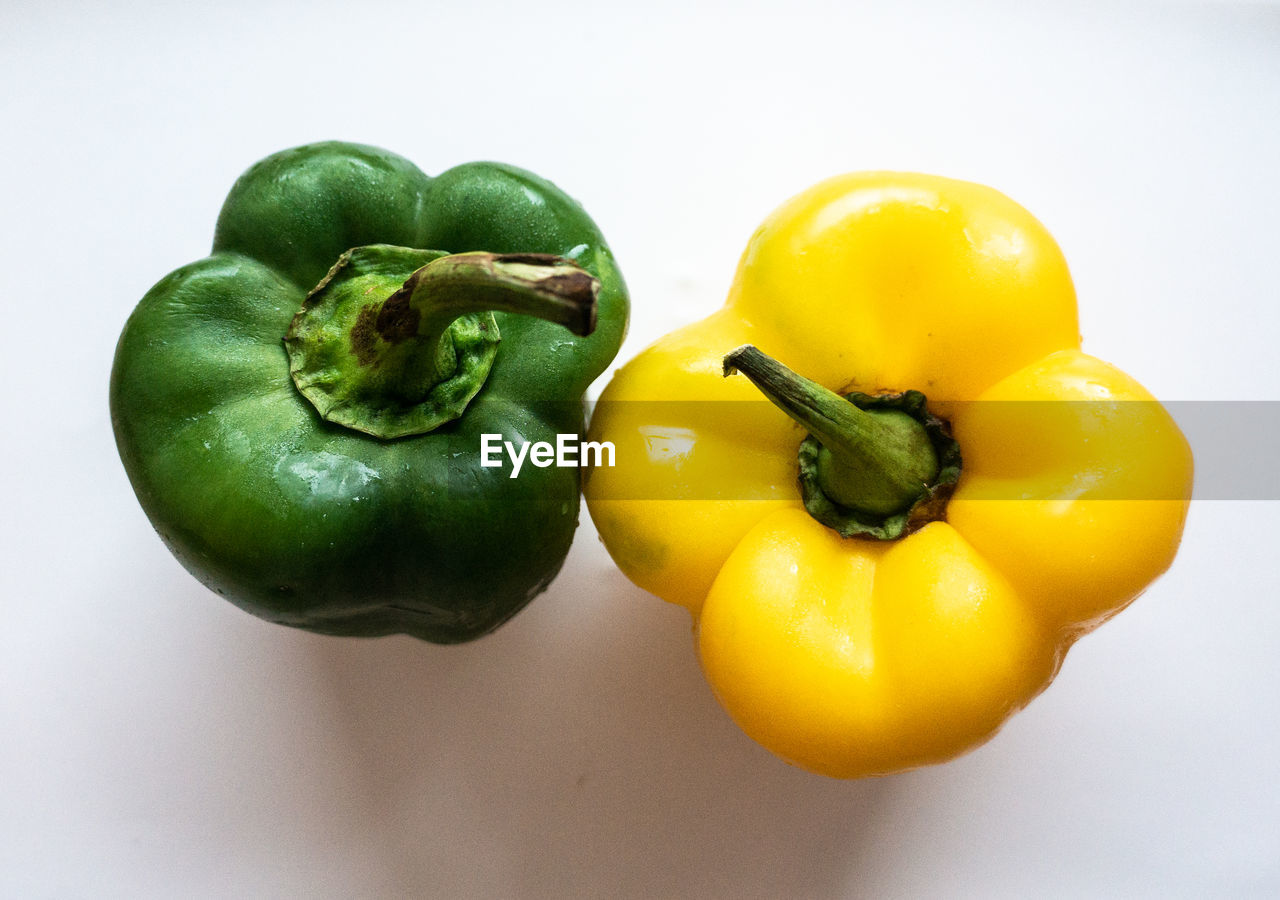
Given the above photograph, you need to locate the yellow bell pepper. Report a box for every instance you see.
[585,173,1193,778]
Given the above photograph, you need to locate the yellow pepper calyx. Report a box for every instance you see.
[724,344,961,540]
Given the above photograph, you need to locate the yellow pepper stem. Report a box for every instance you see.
[724,345,957,538]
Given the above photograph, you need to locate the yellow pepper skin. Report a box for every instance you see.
[585,173,1192,778]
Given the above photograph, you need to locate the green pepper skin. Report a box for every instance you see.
[111,142,628,642]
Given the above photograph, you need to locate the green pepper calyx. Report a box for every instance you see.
[286,246,598,439]
[723,345,961,540]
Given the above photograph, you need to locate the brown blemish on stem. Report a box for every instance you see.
[374,289,421,344]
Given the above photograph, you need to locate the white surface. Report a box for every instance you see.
[3,1,1278,896]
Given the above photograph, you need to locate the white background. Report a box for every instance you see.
[3,1,1278,896]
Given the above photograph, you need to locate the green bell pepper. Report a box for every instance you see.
[110,142,629,643]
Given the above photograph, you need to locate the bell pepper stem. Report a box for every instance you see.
[386,252,599,383]
[723,345,939,518]
[287,247,600,439]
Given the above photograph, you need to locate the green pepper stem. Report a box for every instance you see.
[723,345,940,518]
[286,247,599,440]
[385,252,598,383]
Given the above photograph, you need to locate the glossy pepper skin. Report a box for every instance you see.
[111,142,628,643]
[585,173,1191,777]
